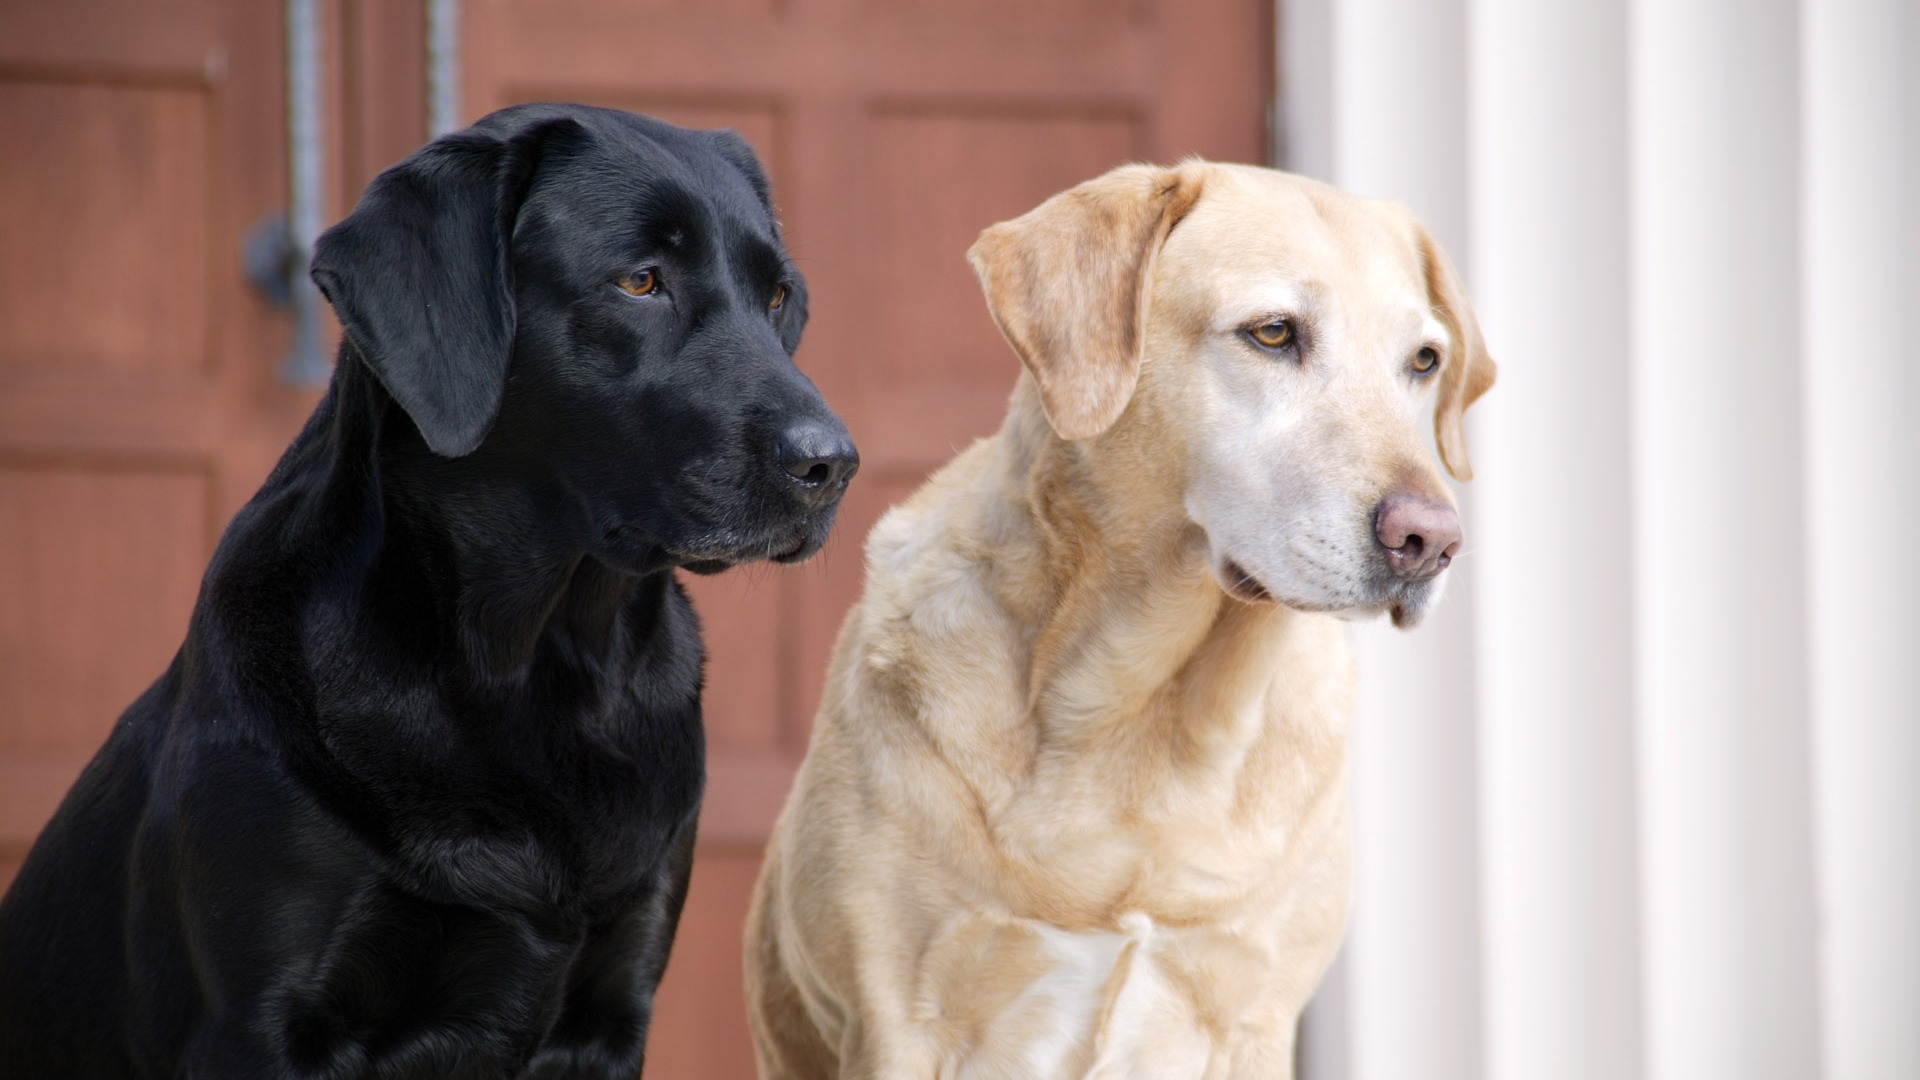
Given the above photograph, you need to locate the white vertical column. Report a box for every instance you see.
[1802,2,1920,1077]
[1277,0,1334,177]
[1467,2,1644,1079]
[425,0,462,138]
[1627,0,1820,1077]
[1330,0,1469,246]
[1325,0,1484,1079]
[1274,6,1351,1078]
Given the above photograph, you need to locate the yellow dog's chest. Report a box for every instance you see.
[914,912,1271,1080]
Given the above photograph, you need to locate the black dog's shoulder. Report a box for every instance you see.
[182,405,711,906]
[1,454,708,1071]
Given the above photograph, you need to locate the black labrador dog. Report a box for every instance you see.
[0,103,855,1077]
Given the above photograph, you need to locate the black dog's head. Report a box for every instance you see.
[311,103,856,574]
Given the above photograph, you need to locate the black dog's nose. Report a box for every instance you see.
[777,420,859,503]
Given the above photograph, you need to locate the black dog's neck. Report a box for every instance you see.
[323,353,662,689]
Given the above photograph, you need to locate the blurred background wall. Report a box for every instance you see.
[1285,1,1920,1079]
[0,1,1913,1078]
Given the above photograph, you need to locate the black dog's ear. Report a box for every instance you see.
[311,118,585,457]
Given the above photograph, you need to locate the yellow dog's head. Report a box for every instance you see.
[970,161,1495,627]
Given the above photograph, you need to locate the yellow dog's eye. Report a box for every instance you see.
[770,283,788,311]
[615,269,659,297]
[1249,319,1294,349]
[1412,346,1440,375]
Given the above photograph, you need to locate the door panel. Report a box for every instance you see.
[0,0,426,891]
[860,104,1142,461]
[0,0,277,892]
[0,465,210,748]
[684,573,786,757]
[648,851,764,1079]
[466,2,1270,1073]
[0,81,212,377]
[0,0,216,77]
[0,463,212,886]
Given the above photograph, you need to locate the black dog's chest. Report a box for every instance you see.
[266,601,706,1077]
[312,584,708,907]
[284,888,664,1077]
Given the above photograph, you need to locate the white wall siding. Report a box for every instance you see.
[1282,0,1919,1077]
[1322,0,1485,1079]
[1802,2,1920,1077]
[1628,0,1821,1076]
[1468,2,1646,1078]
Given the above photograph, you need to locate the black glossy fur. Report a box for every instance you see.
[0,104,855,1077]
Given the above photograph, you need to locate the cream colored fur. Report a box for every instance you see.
[745,161,1496,1079]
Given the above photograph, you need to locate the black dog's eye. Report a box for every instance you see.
[1247,319,1295,351]
[614,268,661,297]
[1412,345,1440,376]
[770,283,788,311]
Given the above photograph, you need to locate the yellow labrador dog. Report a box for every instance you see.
[745,161,1495,1078]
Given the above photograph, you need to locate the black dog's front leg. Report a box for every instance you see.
[158,795,702,1080]
[524,812,699,1079]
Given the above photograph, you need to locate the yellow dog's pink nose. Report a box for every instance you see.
[1375,493,1463,580]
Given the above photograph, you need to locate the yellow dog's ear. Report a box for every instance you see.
[1413,221,1497,481]
[967,163,1204,441]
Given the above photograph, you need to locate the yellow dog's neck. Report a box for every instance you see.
[982,380,1308,764]
[896,381,1351,926]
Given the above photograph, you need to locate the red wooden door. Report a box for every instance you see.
[0,0,294,887]
[463,3,1270,1074]
[0,0,433,893]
